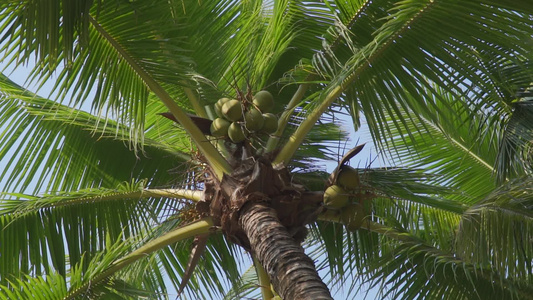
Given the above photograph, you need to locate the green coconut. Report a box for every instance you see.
[323,185,349,209]
[244,108,264,131]
[261,113,278,134]
[337,165,360,190]
[253,90,274,113]
[214,97,231,118]
[222,99,243,122]
[228,122,246,143]
[209,118,231,137]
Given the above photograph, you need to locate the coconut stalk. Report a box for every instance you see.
[265,83,309,153]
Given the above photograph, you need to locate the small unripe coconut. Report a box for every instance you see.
[210,118,230,137]
[244,108,264,131]
[215,97,231,118]
[253,90,274,113]
[337,165,360,190]
[222,99,243,121]
[341,204,365,231]
[261,113,278,133]
[323,185,349,209]
[228,122,246,143]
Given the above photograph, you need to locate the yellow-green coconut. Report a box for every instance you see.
[323,185,349,209]
[253,90,274,113]
[210,118,231,137]
[337,165,360,190]
[222,99,243,122]
[244,108,264,131]
[228,122,246,143]
[214,97,230,118]
[261,113,278,134]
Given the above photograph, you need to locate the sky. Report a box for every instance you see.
[0,57,384,299]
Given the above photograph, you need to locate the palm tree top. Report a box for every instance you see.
[0,1,532,299]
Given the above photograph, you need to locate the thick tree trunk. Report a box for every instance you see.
[239,202,332,300]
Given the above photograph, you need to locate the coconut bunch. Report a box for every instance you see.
[323,165,367,230]
[321,145,370,230]
[323,166,360,209]
[210,90,279,143]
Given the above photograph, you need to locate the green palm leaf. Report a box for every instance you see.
[277,0,533,165]
[0,181,192,285]
[456,178,533,283]
[0,272,67,300]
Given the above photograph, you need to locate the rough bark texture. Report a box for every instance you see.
[200,154,323,250]
[198,152,330,298]
[239,202,333,300]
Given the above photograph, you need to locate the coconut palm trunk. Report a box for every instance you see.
[201,150,331,298]
[239,202,332,299]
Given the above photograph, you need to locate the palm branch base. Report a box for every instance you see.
[197,148,331,298]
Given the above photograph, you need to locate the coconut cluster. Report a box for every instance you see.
[323,166,360,209]
[210,91,279,143]
[323,165,365,230]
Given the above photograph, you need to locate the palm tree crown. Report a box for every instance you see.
[0,1,532,299]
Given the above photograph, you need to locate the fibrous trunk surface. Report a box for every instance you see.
[201,154,323,249]
[240,202,333,299]
[198,151,330,298]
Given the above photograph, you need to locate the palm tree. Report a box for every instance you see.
[0,0,532,299]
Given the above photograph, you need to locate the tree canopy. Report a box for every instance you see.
[0,1,532,299]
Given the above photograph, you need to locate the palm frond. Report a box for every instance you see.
[310,166,466,296]
[0,74,189,194]
[143,216,246,300]
[0,232,155,299]
[0,185,200,220]
[378,87,502,203]
[365,226,533,300]
[277,0,533,165]
[361,167,466,214]
[313,215,533,300]
[2,0,195,111]
[0,272,67,300]
[308,220,381,297]
[65,218,214,299]
[313,171,533,299]
[456,177,533,284]
[0,1,233,176]
[497,100,533,182]
[223,264,261,300]
[0,180,190,286]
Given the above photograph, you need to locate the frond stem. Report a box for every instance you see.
[254,256,275,300]
[52,188,203,208]
[88,16,231,178]
[273,83,344,166]
[5,189,202,222]
[265,1,374,155]
[265,83,309,153]
[273,0,438,166]
[419,113,495,173]
[64,218,216,300]
[182,85,208,119]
